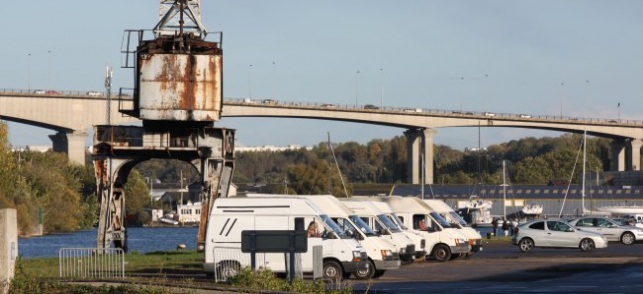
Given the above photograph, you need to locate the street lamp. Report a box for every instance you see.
[355,70,360,107]
[380,68,384,109]
[48,50,52,90]
[272,61,277,100]
[27,53,31,91]
[248,64,253,99]
[618,102,621,120]
[560,82,565,119]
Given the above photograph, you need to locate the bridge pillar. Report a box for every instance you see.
[627,139,643,171]
[422,129,436,184]
[50,130,87,165]
[404,129,421,184]
[611,139,626,172]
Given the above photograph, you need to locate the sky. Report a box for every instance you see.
[2,0,642,150]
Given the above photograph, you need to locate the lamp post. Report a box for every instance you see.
[560,82,565,119]
[355,70,360,107]
[48,50,52,90]
[248,64,253,99]
[27,53,31,91]
[380,68,384,109]
[618,102,621,120]
[272,61,277,100]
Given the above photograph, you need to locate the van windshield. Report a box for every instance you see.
[348,215,377,236]
[320,214,348,239]
[390,214,408,230]
[377,214,403,233]
[448,211,469,227]
[429,212,452,228]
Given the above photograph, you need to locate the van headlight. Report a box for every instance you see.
[352,251,363,262]
[380,250,393,259]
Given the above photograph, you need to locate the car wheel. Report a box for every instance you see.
[519,238,534,252]
[432,244,451,262]
[579,238,595,252]
[372,270,386,279]
[621,232,635,245]
[353,259,375,280]
[323,260,344,283]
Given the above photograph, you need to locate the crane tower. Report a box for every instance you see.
[93,0,234,251]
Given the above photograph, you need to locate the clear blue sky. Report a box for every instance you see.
[2,1,642,150]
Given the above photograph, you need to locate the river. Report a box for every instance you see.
[18,227,199,259]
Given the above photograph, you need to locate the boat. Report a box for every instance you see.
[457,195,493,227]
[521,204,543,215]
[576,131,610,217]
[463,195,493,210]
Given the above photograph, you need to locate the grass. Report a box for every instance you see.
[15,250,356,293]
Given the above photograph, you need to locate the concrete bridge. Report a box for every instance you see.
[2,90,642,183]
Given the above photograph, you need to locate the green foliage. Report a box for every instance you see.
[230,267,353,294]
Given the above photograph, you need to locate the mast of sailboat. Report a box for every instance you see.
[502,160,507,218]
[581,130,587,216]
[327,132,350,198]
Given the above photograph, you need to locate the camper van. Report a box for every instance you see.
[371,196,470,262]
[340,199,420,263]
[423,199,483,253]
[204,197,368,281]
[248,194,401,280]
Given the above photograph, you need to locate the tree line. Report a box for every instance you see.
[0,119,618,234]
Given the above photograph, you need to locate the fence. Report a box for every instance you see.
[212,246,302,283]
[59,248,125,278]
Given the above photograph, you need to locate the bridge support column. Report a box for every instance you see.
[50,130,87,165]
[627,139,643,171]
[422,129,436,184]
[404,129,421,184]
[611,139,626,172]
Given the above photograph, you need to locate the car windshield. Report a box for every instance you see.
[447,211,468,227]
[348,215,377,236]
[390,214,409,230]
[319,214,349,239]
[429,212,452,228]
[377,214,403,233]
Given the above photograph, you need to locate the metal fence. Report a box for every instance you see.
[59,248,125,278]
[212,246,302,283]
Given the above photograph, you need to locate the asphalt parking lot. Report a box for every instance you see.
[352,239,643,293]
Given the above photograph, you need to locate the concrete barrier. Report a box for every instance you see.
[0,209,18,294]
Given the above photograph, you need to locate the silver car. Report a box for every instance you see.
[568,217,643,245]
[511,219,607,252]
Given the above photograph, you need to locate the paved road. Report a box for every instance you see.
[352,240,643,293]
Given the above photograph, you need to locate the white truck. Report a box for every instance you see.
[204,197,369,281]
[372,196,471,262]
[340,199,421,264]
[423,199,483,254]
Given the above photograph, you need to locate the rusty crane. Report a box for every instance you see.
[93,0,234,252]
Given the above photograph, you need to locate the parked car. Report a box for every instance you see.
[519,114,532,118]
[568,217,643,245]
[87,91,102,96]
[511,219,607,252]
[364,104,379,110]
[45,90,59,95]
[403,108,422,113]
[321,103,337,108]
[262,99,276,104]
[33,90,46,94]
[483,112,496,117]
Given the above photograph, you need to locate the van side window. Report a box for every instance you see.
[294,217,304,231]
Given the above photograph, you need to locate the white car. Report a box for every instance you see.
[511,219,607,252]
[568,217,643,245]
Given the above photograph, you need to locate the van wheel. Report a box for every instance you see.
[372,270,386,279]
[323,260,343,283]
[432,244,451,262]
[216,261,241,281]
[353,259,375,280]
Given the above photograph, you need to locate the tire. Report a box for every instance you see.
[579,238,595,252]
[621,232,635,245]
[323,260,344,283]
[372,270,386,279]
[432,244,451,262]
[519,238,534,253]
[353,259,375,280]
[216,261,241,281]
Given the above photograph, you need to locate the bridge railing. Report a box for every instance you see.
[224,97,643,125]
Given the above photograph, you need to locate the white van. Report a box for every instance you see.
[248,194,401,279]
[340,199,420,264]
[204,197,368,281]
[372,196,470,262]
[301,195,401,279]
[423,199,483,253]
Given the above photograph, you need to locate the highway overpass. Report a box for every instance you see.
[1,89,642,183]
